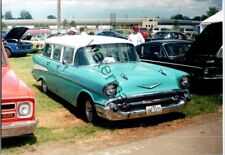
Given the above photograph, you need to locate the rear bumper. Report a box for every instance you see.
[95,89,191,121]
[2,120,38,138]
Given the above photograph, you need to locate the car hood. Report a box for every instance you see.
[92,62,186,95]
[4,27,29,40]
[186,22,222,57]
[2,66,30,99]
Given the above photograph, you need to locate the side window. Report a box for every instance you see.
[52,45,62,61]
[63,47,74,64]
[43,44,52,58]
[143,44,161,58]
[75,48,90,66]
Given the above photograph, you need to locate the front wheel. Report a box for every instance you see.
[5,48,12,58]
[84,98,97,122]
[41,79,48,93]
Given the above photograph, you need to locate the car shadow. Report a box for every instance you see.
[33,84,81,119]
[92,112,186,129]
[2,134,37,149]
[34,84,186,129]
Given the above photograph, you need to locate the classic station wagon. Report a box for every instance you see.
[32,35,191,122]
[2,43,38,138]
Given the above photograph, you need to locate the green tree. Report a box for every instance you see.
[201,15,208,21]
[70,20,76,27]
[192,16,201,21]
[170,14,190,20]
[5,11,13,19]
[2,22,7,29]
[20,10,33,19]
[173,20,180,30]
[47,15,56,19]
[206,7,219,17]
[62,19,69,28]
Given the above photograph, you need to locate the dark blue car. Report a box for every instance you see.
[4,27,33,57]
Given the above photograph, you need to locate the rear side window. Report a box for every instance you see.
[63,47,74,64]
[143,44,162,58]
[43,44,52,58]
[52,45,62,61]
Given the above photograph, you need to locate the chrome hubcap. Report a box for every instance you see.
[85,100,93,122]
[42,81,47,93]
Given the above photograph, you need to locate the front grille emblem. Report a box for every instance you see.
[138,82,161,89]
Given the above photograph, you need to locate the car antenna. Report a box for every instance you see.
[87,39,94,46]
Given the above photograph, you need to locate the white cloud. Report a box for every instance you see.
[2,0,222,19]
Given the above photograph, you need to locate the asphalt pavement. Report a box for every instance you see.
[81,113,223,155]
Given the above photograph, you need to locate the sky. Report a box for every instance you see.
[2,0,223,19]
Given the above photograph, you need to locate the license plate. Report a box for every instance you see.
[146,105,162,115]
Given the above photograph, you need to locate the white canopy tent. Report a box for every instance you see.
[200,10,223,32]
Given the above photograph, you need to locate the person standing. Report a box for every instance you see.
[68,27,77,35]
[128,25,145,46]
[79,27,88,36]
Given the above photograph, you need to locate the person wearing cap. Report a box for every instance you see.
[68,27,77,35]
[128,25,145,46]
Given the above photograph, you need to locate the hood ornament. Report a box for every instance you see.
[138,83,161,89]
[159,68,167,76]
[121,73,128,80]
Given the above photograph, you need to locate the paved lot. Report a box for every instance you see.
[84,113,222,155]
[17,113,222,155]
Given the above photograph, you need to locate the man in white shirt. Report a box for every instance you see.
[128,25,145,46]
[79,27,88,36]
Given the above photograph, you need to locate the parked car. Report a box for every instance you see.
[152,31,187,40]
[137,22,222,84]
[32,35,191,122]
[136,40,192,62]
[96,30,128,40]
[3,27,33,57]
[180,27,195,36]
[151,27,170,37]
[22,34,46,52]
[139,27,150,40]
[2,42,38,138]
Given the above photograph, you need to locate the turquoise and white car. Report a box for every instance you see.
[32,35,191,122]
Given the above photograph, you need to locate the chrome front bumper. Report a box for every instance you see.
[2,120,38,138]
[95,89,191,121]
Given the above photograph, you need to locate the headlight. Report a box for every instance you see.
[17,102,32,118]
[179,76,190,89]
[103,83,117,97]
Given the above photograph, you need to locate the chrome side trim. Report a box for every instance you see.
[141,59,202,69]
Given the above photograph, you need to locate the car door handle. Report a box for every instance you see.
[46,62,50,65]
[56,65,61,69]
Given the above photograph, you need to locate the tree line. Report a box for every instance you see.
[2,6,219,21]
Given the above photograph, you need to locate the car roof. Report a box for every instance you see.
[146,39,192,44]
[45,35,131,48]
[155,31,184,34]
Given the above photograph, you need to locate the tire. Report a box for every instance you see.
[84,98,97,122]
[5,48,12,58]
[41,79,48,93]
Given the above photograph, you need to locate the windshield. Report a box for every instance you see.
[164,42,192,56]
[76,43,139,65]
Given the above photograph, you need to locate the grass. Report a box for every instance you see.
[2,54,222,153]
